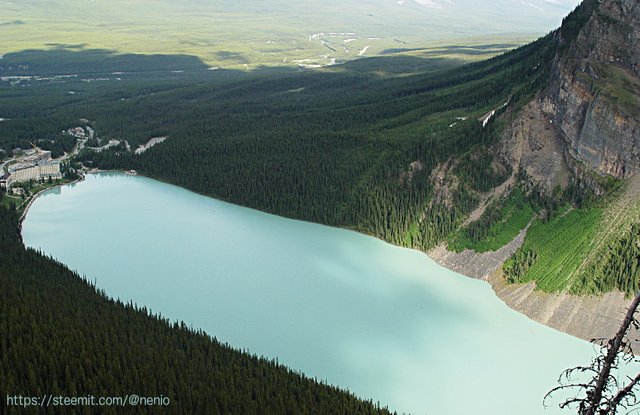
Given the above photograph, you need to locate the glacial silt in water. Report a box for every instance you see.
[22,173,608,414]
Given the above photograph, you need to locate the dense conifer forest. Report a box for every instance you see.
[0,16,564,415]
[2,0,635,297]
[0,206,392,414]
[43,35,554,250]
[1,0,639,412]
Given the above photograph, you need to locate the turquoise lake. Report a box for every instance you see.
[22,173,606,414]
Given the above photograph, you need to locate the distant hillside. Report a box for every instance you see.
[0,0,579,68]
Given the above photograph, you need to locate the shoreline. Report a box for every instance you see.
[16,177,84,247]
[487,269,637,350]
[17,168,120,227]
[427,233,634,349]
[17,175,86,227]
[18,169,631,349]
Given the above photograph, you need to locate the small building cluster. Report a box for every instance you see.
[1,148,62,190]
[66,127,87,138]
[1,162,62,189]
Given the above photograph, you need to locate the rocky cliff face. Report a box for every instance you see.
[505,0,640,185]
[483,0,640,347]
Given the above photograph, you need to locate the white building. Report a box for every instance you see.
[6,161,62,187]
[0,173,10,189]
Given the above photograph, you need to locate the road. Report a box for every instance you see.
[1,135,87,175]
[67,138,87,159]
[1,157,16,174]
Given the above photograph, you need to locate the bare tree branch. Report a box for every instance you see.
[585,292,640,415]
[609,373,640,411]
[546,291,640,414]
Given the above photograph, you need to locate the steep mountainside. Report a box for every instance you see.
[459,0,640,346]
[504,0,640,189]
[550,0,639,179]
[497,0,640,292]
[1,0,638,354]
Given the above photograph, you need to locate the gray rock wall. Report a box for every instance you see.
[545,0,640,179]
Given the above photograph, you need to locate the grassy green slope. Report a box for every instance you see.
[573,176,640,294]
[449,187,536,253]
[501,169,640,295]
[504,206,603,292]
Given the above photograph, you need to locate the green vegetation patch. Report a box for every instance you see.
[599,65,640,118]
[449,187,535,253]
[0,192,19,210]
[504,206,603,292]
[583,223,640,295]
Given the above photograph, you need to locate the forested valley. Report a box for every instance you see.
[1,34,554,248]
[2,0,640,412]
[2,0,637,298]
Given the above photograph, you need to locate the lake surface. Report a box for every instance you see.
[22,173,603,414]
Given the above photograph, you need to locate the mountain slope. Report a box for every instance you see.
[528,0,639,180]
[500,0,640,189]
[495,0,640,295]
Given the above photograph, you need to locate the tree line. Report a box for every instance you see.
[0,205,393,414]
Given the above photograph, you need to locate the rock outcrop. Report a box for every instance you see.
[470,0,640,347]
[504,0,640,188]
[500,99,571,192]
